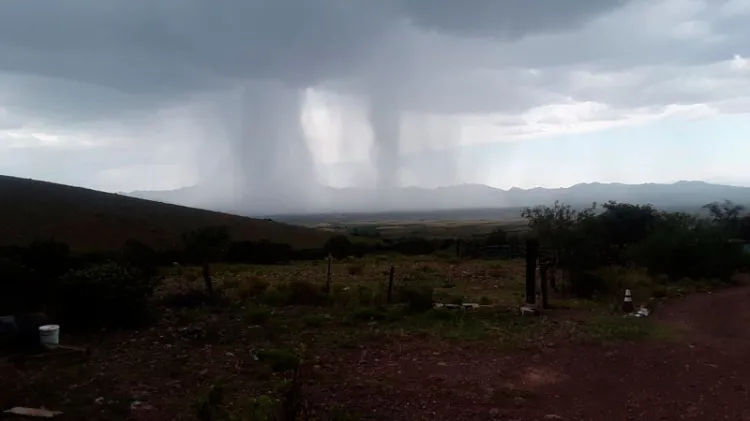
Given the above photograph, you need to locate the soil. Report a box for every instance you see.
[308,286,750,420]
[3,287,750,420]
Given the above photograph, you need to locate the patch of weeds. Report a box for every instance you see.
[356,284,383,306]
[349,307,387,323]
[238,278,270,300]
[327,405,360,421]
[446,295,463,305]
[160,289,209,308]
[260,286,286,306]
[255,348,300,372]
[194,384,227,421]
[173,307,205,326]
[243,394,281,421]
[425,308,456,321]
[263,319,289,341]
[283,280,328,306]
[247,308,272,324]
[385,306,405,322]
[576,316,667,344]
[347,264,364,275]
[651,284,669,299]
[303,314,326,328]
[398,284,434,313]
[440,278,457,288]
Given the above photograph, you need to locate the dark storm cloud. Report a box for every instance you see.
[0,0,633,97]
[17,0,742,211]
[399,0,630,38]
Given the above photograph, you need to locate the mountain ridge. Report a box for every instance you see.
[126,180,750,216]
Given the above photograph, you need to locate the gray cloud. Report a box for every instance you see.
[1,0,749,212]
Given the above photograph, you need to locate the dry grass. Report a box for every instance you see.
[1,255,676,420]
[0,175,335,252]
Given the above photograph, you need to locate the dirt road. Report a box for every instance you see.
[310,287,750,420]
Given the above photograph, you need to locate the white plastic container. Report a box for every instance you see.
[39,324,60,347]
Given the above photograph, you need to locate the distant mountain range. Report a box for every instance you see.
[126,181,750,216]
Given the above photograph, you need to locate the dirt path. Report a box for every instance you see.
[309,287,750,420]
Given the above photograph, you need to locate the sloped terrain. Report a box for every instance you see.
[0,176,333,251]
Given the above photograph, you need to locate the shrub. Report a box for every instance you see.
[397,284,434,312]
[350,307,386,322]
[238,278,270,300]
[259,286,286,306]
[569,271,608,299]
[347,264,365,276]
[302,314,326,328]
[255,349,299,372]
[0,258,37,314]
[54,261,159,330]
[325,235,355,259]
[247,308,272,324]
[160,289,211,309]
[282,280,327,306]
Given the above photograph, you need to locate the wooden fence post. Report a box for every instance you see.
[525,239,538,305]
[387,265,395,304]
[202,262,214,300]
[325,254,332,294]
[540,262,549,309]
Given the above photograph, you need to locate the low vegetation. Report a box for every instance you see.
[1,194,749,419]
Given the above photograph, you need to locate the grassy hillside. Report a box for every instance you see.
[0,176,334,252]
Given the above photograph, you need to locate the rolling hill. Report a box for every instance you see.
[0,176,335,252]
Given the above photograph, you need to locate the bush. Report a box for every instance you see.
[397,284,434,312]
[0,258,37,314]
[247,308,272,324]
[255,349,299,372]
[160,289,211,309]
[282,280,327,306]
[350,307,386,322]
[325,235,355,259]
[54,261,159,330]
[569,271,609,299]
[347,264,365,276]
[238,278,270,300]
[302,314,326,328]
[257,281,327,306]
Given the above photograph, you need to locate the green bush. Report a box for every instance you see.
[255,349,299,372]
[283,280,327,306]
[54,261,159,330]
[238,278,270,300]
[247,308,272,324]
[302,314,326,328]
[0,258,37,314]
[397,284,434,313]
[350,307,386,322]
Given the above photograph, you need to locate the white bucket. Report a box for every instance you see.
[39,324,60,347]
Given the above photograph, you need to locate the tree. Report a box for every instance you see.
[704,200,746,237]
[485,228,509,246]
[181,226,230,298]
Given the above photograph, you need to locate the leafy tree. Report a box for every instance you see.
[181,226,230,298]
[704,200,746,236]
[324,235,354,259]
[484,228,509,246]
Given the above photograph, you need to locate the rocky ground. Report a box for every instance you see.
[308,286,750,420]
[3,286,750,420]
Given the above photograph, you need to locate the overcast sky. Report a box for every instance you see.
[1,0,749,197]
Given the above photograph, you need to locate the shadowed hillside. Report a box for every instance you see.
[0,176,334,252]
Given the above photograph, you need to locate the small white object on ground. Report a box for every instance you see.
[39,324,60,347]
[4,407,62,418]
